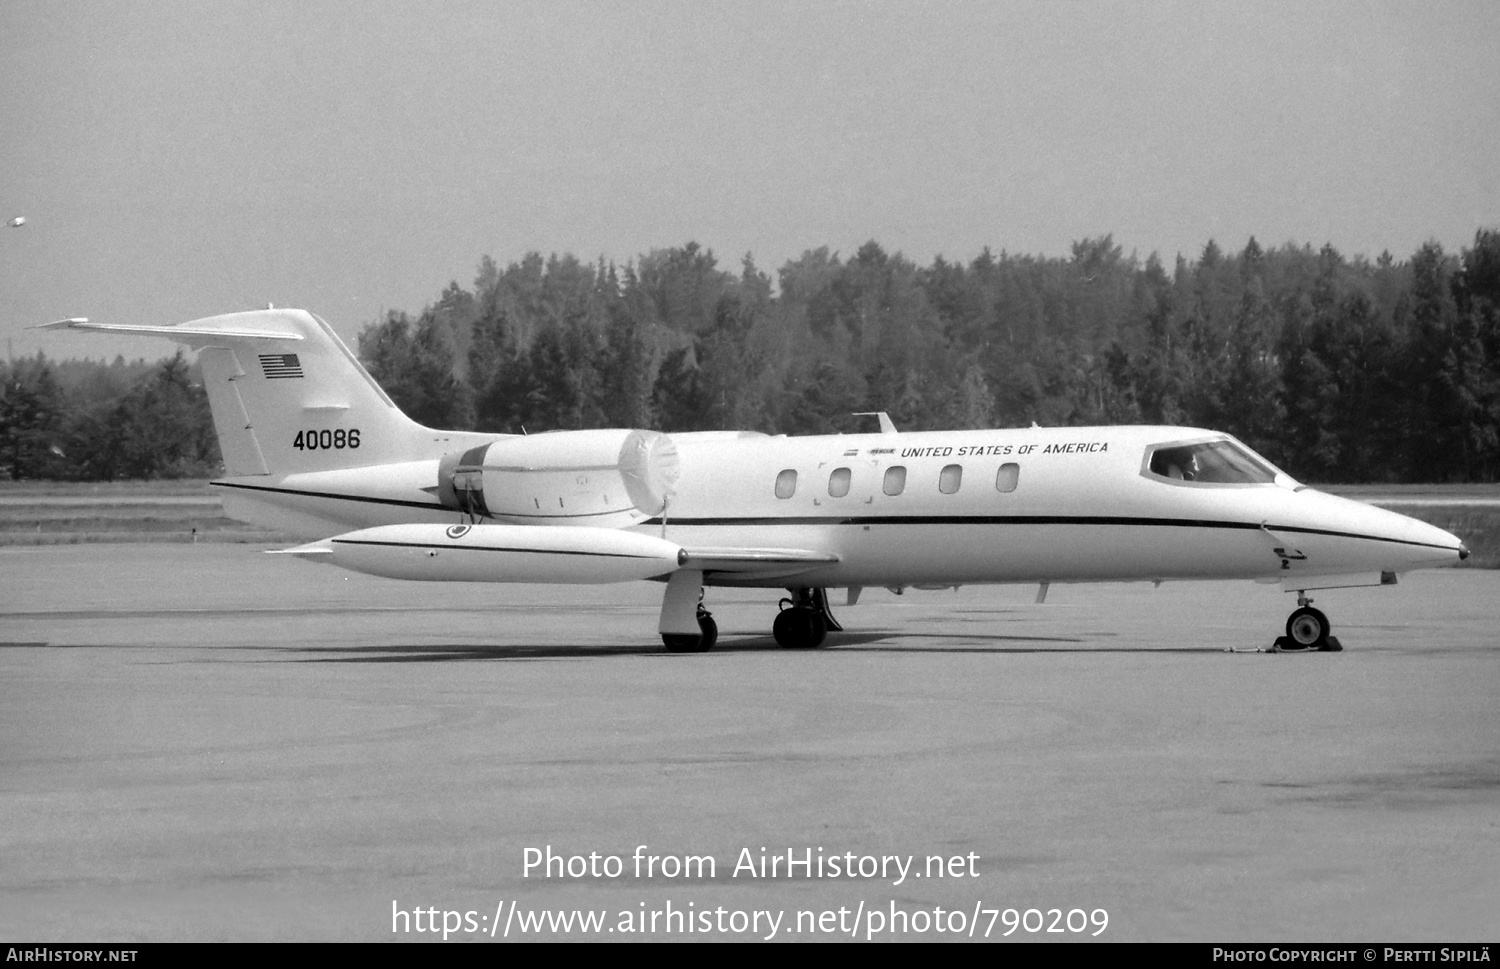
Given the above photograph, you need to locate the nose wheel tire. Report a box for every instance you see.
[1285,606,1331,650]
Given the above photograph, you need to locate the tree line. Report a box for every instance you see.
[362,232,1500,483]
[4,231,1498,483]
[1,351,218,480]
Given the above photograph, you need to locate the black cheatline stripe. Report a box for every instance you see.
[210,482,624,520]
[211,483,1458,553]
[644,514,1459,552]
[214,481,438,511]
[331,539,658,560]
[650,514,1263,529]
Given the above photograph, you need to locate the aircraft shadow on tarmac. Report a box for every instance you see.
[258,631,1232,662]
[266,637,840,662]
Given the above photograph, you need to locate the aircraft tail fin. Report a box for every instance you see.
[37,309,441,477]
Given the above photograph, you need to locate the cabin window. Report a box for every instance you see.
[775,469,798,498]
[939,464,963,494]
[828,467,851,498]
[995,462,1019,493]
[883,466,906,496]
[1146,440,1277,484]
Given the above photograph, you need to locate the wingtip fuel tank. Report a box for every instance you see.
[299,523,685,584]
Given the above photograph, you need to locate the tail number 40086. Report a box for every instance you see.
[293,428,361,450]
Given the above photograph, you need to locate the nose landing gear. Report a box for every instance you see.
[1274,594,1343,652]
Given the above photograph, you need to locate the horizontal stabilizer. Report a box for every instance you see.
[33,318,304,342]
[35,308,459,483]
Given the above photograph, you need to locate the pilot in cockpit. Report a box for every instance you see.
[1166,452,1198,481]
[1151,444,1204,482]
[1149,439,1281,485]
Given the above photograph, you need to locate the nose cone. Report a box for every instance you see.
[1291,489,1467,571]
[1378,506,1466,567]
[1358,502,1466,568]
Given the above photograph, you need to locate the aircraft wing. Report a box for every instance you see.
[678,546,839,581]
[263,523,837,584]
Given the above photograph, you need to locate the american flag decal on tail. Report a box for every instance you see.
[259,353,303,379]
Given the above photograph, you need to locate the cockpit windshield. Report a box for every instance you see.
[1145,439,1279,485]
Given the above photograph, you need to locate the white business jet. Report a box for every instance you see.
[38,308,1468,653]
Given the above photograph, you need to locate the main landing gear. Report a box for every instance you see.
[658,580,842,653]
[1274,594,1343,652]
[772,587,842,649]
[659,569,716,653]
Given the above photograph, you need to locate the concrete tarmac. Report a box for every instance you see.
[2,545,1497,942]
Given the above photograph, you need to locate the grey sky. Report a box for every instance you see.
[3,0,1497,359]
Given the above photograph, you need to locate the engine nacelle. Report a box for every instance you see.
[437,428,680,527]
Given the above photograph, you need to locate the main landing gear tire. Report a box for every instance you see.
[663,612,718,653]
[773,607,827,649]
[1285,606,1331,651]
